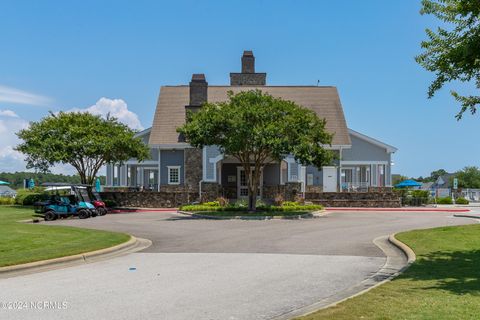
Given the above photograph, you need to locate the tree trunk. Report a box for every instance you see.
[248,171,260,213]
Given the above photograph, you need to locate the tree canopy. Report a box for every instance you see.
[416,0,480,119]
[0,171,106,190]
[178,90,334,211]
[16,112,150,185]
[455,166,480,188]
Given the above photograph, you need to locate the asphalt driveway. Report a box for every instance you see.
[0,210,476,320]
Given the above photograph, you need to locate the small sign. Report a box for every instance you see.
[228,175,236,183]
[453,178,458,190]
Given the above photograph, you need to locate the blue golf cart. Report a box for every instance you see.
[34,183,98,221]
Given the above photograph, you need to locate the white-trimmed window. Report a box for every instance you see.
[167,166,181,185]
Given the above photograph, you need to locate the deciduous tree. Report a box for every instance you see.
[16,112,150,185]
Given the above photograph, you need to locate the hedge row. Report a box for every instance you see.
[179,203,323,212]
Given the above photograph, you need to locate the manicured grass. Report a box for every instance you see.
[0,206,130,267]
[193,211,313,217]
[296,223,480,320]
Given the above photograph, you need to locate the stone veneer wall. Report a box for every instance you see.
[101,185,399,208]
[305,192,401,208]
[200,182,220,203]
[184,148,203,191]
[101,190,198,208]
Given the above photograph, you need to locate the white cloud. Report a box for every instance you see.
[0,117,29,172]
[68,97,144,130]
[0,85,52,106]
[0,109,19,118]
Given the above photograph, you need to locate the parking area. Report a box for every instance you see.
[0,210,476,320]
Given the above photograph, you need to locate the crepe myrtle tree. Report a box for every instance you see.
[177,90,335,212]
[16,112,150,185]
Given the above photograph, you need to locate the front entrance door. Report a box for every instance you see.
[237,167,262,199]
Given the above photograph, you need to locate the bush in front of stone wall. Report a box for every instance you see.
[14,189,46,206]
[216,197,229,207]
[455,197,469,205]
[436,197,453,204]
[103,199,118,208]
[273,194,284,206]
[179,202,323,212]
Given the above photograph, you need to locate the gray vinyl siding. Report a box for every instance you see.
[140,132,150,144]
[342,135,390,162]
[263,164,280,185]
[149,147,159,161]
[306,165,323,186]
[160,150,184,185]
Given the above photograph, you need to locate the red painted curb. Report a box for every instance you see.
[325,207,470,213]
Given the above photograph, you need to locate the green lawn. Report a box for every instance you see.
[0,206,130,267]
[296,223,480,320]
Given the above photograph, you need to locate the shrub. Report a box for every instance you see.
[233,199,248,208]
[203,201,221,207]
[216,197,229,207]
[256,199,267,208]
[179,202,323,212]
[294,194,305,205]
[103,199,118,208]
[282,201,299,207]
[14,189,45,205]
[436,197,453,204]
[0,197,15,205]
[273,194,284,206]
[455,197,469,205]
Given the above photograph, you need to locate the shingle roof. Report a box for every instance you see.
[149,86,351,146]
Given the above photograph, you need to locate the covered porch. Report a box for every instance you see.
[339,161,390,192]
[106,162,160,191]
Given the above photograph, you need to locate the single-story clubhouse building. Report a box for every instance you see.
[105,51,397,202]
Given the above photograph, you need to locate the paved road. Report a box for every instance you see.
[0,209,477,320]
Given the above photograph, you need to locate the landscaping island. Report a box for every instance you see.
[0,206,130,267]
[179,200,324,219]
[296,223,480,320]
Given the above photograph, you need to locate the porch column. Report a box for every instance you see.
[106,164,113,186]
[138,167,145,188]
[158,148,161,191]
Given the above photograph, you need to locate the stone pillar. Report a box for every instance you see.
[185,148,203,192]
[200,182,220,203]
[285,182,301,201]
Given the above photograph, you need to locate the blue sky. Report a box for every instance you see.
[0,0,477,177]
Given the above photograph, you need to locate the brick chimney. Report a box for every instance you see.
[241,50,255,73]
[189,73,208,107]
[230,50,266,86]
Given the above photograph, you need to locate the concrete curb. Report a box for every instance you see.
[0,236,149,278]
[388,233,416,265]
[453,213,480,220]
[177,210,327,220]
[273,233,416,320]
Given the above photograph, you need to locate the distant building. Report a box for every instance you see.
[0,185,16,197]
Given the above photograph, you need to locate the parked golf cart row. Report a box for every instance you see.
[34,183,108,221]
